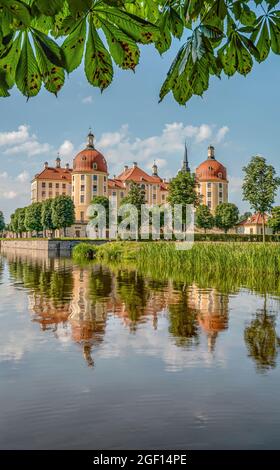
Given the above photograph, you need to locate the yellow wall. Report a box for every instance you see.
[72,171,108,222]
[31,179,71,204]
[197,180,228,213]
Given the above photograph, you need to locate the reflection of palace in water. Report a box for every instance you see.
[3,250,230,366]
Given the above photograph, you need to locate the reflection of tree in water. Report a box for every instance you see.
[244,296,280,372]
[0,257,4,284]
[116,270,149,331]
[88,265,112,302]
[168,283,199,348]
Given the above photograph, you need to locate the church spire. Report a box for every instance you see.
[182,141,190,173]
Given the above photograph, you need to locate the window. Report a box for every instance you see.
[81,185,85,191]
[72,176,75,182]
[49,192,53,197]
[80,195,84,203]
[219,192,223,199]
[120,192,124,198]
[56,183,59,189]
[49,183,52,188]
[62,183,66,189]
[42,182,46,188]
[93,185,97,192]
[80,211,84,221]
[219,183,223,189]
[218,172,223,178]
[93,163,97,170]
[112,191,116,196]
[208,201,211,209]
[250,228,253,235]
[141,184,145,190]
[207,182,211,189]
[207,192,211,198]
[104,176,107,182]
[42,191,46,197]
[104,186,107,193]
[81,175,85,181]
[153,194,156,200]
[93,175,97,181]
[162,194,165,201]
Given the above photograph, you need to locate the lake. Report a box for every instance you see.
[0,249,280,450]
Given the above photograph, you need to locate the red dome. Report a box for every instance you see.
[73,148,108,173]
[196,159,227,181]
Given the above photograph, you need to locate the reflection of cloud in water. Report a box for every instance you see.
[97,314,227,372]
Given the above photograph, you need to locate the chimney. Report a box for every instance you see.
[44,162,48,169]
[133,162,137,168]
[208,145,215,159]
[124,165,128,171]
[65,163,70,170]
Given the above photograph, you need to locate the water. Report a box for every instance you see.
[0,250,280,450]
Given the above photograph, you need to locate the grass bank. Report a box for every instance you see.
[93,241,280,276]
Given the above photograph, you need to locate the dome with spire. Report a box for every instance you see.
[196,145,227,181]
[73,130,108,173]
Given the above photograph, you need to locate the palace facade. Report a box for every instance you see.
[31,130,229,236]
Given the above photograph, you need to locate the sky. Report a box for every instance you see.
[0,39,280,220]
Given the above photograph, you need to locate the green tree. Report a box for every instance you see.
[195,204,215,233]
[51,195,75,237]
[268,206,280,233]
[25,203,43,235]
[1,2,280,105]
[168,171,200,207]
[14,207,27,237]
[215,203,239,234]
[0,210,5,235]
[238,211,252,223]
[120,182,146,232]
[243,156,280,242]
[41,199,56,237]
[90,196,110,228]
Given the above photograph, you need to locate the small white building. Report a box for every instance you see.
[236,213,273,236]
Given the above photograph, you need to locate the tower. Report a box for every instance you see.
[181,141,190,173]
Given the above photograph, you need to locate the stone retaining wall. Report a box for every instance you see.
[0,239,108,254]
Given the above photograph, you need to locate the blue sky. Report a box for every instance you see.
[0,40,280,220]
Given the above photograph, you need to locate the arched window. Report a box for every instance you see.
[218,172,223,178]
[93,163,97,170]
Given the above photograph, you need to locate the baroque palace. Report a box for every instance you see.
[31,130,229,237]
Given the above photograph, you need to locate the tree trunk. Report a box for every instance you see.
[262,215,265,243]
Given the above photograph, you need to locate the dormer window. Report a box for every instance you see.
[218,172,223,178]
[93,163,97,170]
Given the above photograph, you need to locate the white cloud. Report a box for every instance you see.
[96,122,229,177]
[58,140,74,160]
[82,95,93,104]
[0,171,8,178]
[17,170,30,183]
[3,190,18,199]
[1,125,51,157]
[0,125,29,147]
[229,176,243,193]
[216,126,229,143]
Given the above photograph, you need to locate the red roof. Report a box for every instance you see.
[108,179,125,189]
[35,167,72,181]
[73,148,108,173]
[245,213,269,225]
[196,159,227,182]
[117,165,163,184]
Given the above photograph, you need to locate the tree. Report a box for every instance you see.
[1,2,280,105]
[0,211,5,235]
[243,156,280,242]
[120,182,146,231]
[41,199,56,237]
[14,207,27,237]
[268,206,280,234]
[25,203,43,235]
[238,211,252,223]
[168,171,200,207]
[90,196,110,228]
[215,203,239,234]
[51,195,75,237]
[195,204,215,233]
